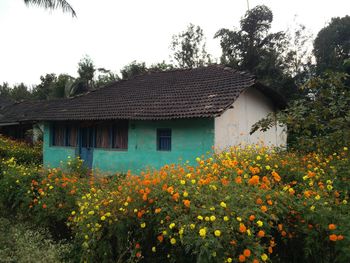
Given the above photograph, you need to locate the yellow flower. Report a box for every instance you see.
[191,179,196,184]
[205,216,210,221]
[101,216,106,221]
[180,180,186,185]
[236,217,242,222]
[227,257,233,263]
[71,211,76,215]
[343,200,348,205]
[88,211,95,215]
[199,228,207,238]
[214,230,221,237]
[196,157,201,162]
[124,202,129,206]
[170,238,176,245]
[310,205,315,211]
[344,147,348,151]
[210,215,216,222]
[152,246,156,252]
[224,216,229,221]
[315,195,321,200]
[197,215,203,220]
[220,202,227,208]
[162,230,167,235]
[190,224,195,229]
[49,185,53,190]
[169,223,175,229]
[327,185,333,191]
[210,207,215,211]
[183,191,188,197]
[261,253,268,261]
[256,155,261,160]
[257,220,263,227]
[140,222,146,228]
[84,235,89,240]
[265,165,271,170]
[247,229,252,236]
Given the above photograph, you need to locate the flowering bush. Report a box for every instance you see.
[0,135,42,165]
[0,137,348,262]
[69,146,349,263]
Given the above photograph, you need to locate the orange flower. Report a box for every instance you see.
[183,199,191,208]
[235,176,242,184]
[249,215,256,221]
[135,243,141,249]
[230,240,237,246]
[253,259,260,263]
[157,235,164,242]
[329,234,338,241]
[278,224,283,231]
[243,249,251,257]
[337,235,344,241]
[155,208,162,214]
[248,175,260,186]
[261,205,268,212]
[281,231,287,237]
[239,223,247,233]
[328,224,336,230]
[239,254,246,262]
[267,199,273,206]
[271,171,281,182]
[257,230,265,238]
[172,192,180,201]
[268,246,273,254]
[42,204,47,209]
[256,198,263,205]
[136,252,141,258]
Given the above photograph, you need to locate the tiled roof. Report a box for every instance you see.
[0,65,285,122]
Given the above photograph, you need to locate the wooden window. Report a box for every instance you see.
[95,125,110,148]
[52,124,78,147]
[112,121,128,149]
[157,128,171,151]
[52,125,65,146]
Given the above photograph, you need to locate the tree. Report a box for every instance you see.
[215,5,313,101]
[32,73,56,100]
[0,83,11,99]
[120,61,148,80]
[251,71,350,153]
[10,83,33,101]
[314,16,350,74]
[171,24,211,68]
[95,68,120,88]
[23,0,76,17]
[77,56,96,93]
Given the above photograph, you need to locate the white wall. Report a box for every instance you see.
[214,87,286,150]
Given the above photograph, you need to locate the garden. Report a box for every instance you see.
[0,132,349,263]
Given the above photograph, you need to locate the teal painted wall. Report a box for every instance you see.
[43,123,76,168]
[43,118,214,173]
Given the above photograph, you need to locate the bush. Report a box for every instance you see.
[0,135,42,165]
[70,146,349,263]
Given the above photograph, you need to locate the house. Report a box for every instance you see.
[0,99,45,142]
[1,65,286,172]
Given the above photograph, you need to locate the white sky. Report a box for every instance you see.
[0,0,349,86]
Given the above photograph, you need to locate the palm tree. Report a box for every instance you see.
[23,0,76,17]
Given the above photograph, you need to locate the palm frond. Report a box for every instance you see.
[24,0,76,17]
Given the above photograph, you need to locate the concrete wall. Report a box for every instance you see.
[43,123,76,168]
[214,87,287,150]
[43,118,214,173]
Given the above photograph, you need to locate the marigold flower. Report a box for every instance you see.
[227,257,232,263]
[135,243,141,249]
[243,249,251,257]
[157,235,164,242]
[140,222,146,228]
[169,223,175,229]
[248,175,260,185]
[238,254,246,262]
[257,230,265,237]
[224,216,229,221]
[136,252,141,258]
[256,198,263,205]
[261,206,268,212]
[183,199,191,208]
[152,246,156,252]
[197,215,203,220]
[249,215,256,221]
[239,223,247,233]
[42,204,47,209]
[337,235,344,241]
[155,208,161,214]
[328,224,336,230]
[235,176,242,184]
[261,253,268,261]
[220,201,227,208]
[210,215,216,222]
[199,228,207,238]
[183,191,188,197]
[257,220,263,227]
[170,238,176,245]
[214,230,221,237]
[329,234,338,241]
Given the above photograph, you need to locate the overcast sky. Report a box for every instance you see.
[0,0,349,86]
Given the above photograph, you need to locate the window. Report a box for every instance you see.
[52,124,77,147]
[94,121,128,150]
[157,128,171,151]
[112,121,128,149]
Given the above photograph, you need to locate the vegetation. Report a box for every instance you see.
[23,0,76,17]
[0,136,348,262]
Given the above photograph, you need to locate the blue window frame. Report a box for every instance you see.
[157,128,171,151]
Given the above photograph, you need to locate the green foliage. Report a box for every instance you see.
[251,71,350,153]
[314,16,350,74]
[171,24,211,68]
[23,0,76,17]
[0,215,74,263]
[121,61,148,80]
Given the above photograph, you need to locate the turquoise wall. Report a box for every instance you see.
[43,118,214,173]
[43,123,76,168]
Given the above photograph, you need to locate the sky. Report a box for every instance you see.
[0,0,349,86]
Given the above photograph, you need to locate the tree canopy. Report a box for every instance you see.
[23,0,76,17]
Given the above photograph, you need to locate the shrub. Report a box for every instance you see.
[70,146,349,263]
